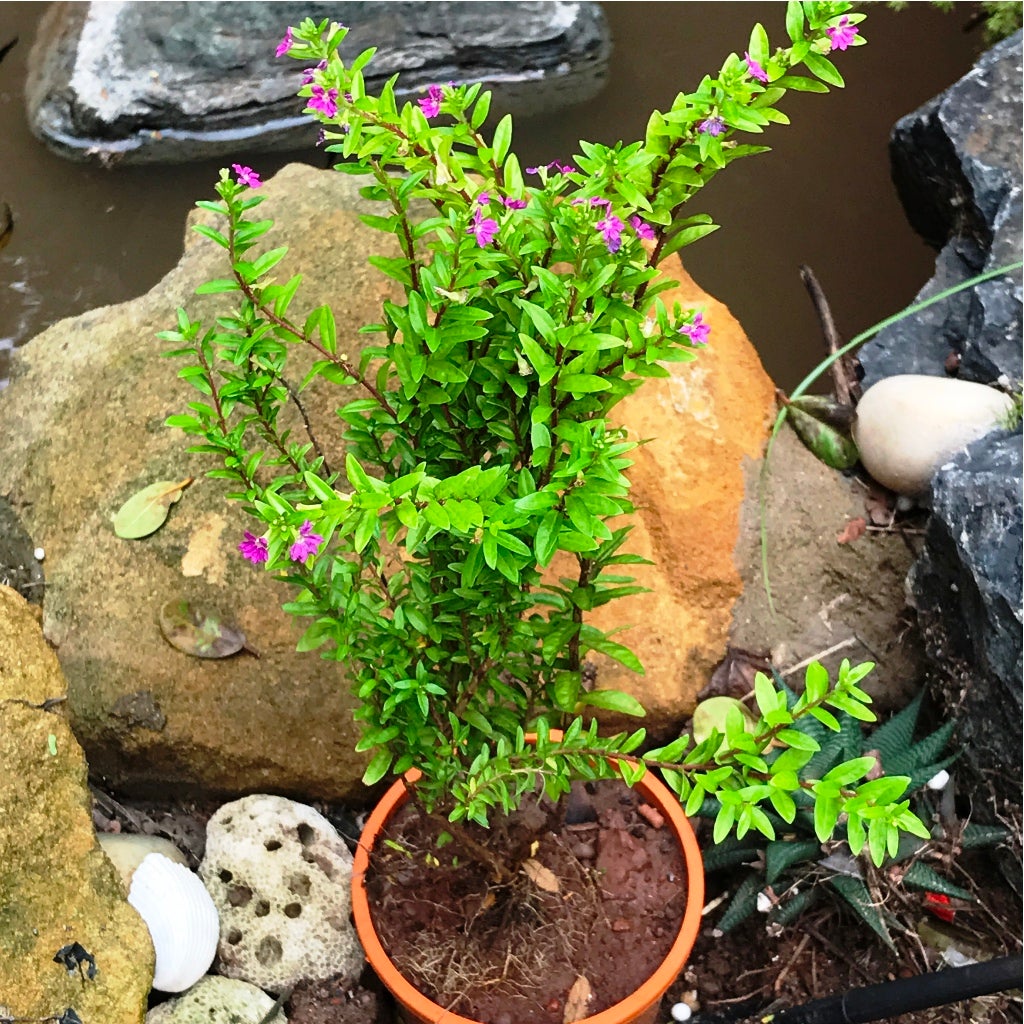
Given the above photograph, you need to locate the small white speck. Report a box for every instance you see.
[670,1002,692,1022]
[927,769,950,791]
[33,547,45,561]
[757,890,772,913]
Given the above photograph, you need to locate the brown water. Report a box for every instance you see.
[0,3,986,390]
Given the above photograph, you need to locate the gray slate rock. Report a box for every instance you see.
[26,1,610,165]
[858,31,1022,388]
[909,430,1023,813]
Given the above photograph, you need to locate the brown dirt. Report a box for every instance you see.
[365,779,688,1022]
[93,781,1022,1024]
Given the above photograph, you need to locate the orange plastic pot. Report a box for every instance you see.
[351,749,705,1024]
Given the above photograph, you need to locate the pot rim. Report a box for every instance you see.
[352,750,705,1024]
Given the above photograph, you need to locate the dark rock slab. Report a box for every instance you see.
[26,1,610,165]
[857,31,1022,388]
[855,34,1023,856]
[909,430,1023,815]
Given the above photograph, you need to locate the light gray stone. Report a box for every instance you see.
[146,975,285,1024]
[26,1,610,164]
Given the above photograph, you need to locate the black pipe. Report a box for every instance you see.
[693,953,1023,1024]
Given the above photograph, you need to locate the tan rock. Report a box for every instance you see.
[559,255,779,729]
[0,585,151,1023]
[0,164,400,802]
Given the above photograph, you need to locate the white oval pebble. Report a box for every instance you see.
[756,890,772,913]
[671,1002,693,1022]
[33,547,45,561]
[926,769,951,791]
[852,375,1014,496]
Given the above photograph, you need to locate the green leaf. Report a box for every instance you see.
[194,279,241,295]
[362,748,393,786]
[785,1,805,43]
[580,689,646,717]
[556,373,611,394]
[828,875,895,949]
[802,52,844,88]
[492,113,513,164]
[112,478,193,539]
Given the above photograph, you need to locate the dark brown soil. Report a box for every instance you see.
[365,779,688,1022]
[91,782,1022,1024]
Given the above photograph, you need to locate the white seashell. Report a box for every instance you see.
[98,833,190,889]
[128,852,220,993]
[852,375,1015,496]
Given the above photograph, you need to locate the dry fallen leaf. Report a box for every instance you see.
[113,478,193,539]
[836,516,867,544]
[159,599,246,659]
[563,975,592,1023]
[522,858,560,893]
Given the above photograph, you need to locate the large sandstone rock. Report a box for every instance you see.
[0,161,787,793]
[0,165,398,802]
[27,1,610,165]
[0,585,152,1023]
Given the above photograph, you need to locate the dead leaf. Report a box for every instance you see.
[700,647,772,702]
[159,599,246,659]
[563,975,592,1023]
[113,478,193,539]
[836,516,867,544]
[864,484,896,526]
[522,858,560,893]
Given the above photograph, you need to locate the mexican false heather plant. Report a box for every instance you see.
[162,3,928,864]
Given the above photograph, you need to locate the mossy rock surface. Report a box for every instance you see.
[0,586,152,1023]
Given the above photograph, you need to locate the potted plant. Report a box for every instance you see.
[161,3,931,1019]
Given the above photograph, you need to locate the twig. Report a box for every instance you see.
[774,932,811,994]
[799,265,859,407]
[802,919,875,985]
[780,638,860,678]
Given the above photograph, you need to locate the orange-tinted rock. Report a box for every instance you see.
[552,255,777,733]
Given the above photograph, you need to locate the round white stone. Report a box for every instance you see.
[926,769,951,791]
[33,547,45,561]
[852,375,1015,496]
[671,1002,693,1022]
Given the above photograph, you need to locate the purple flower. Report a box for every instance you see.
[630,215,656,241]
[289,520,324,562]
[301,59,328,86]
[418,84,444,119]
[239,531,269,564]
[308,84,339,118]
[679,312,711,346]
[502,197,527,209]
[596,214,624,253]
[231,164,262,189]
[744,52,770,84]
[275,28,293,58]
[477,192,490,206]
[525,160,575,176]
[467,206,499,247]
[698,115,726,137]
[826,16,859,52]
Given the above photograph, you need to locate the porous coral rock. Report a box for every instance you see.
[145,974,286,1023]
[199,794,363,990]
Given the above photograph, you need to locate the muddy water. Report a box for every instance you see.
[0,3,985,390]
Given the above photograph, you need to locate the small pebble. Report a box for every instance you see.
[926,769,950,791]
[756,890,772,913]
[670,1002,692,1021]
[33,547,45,561]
